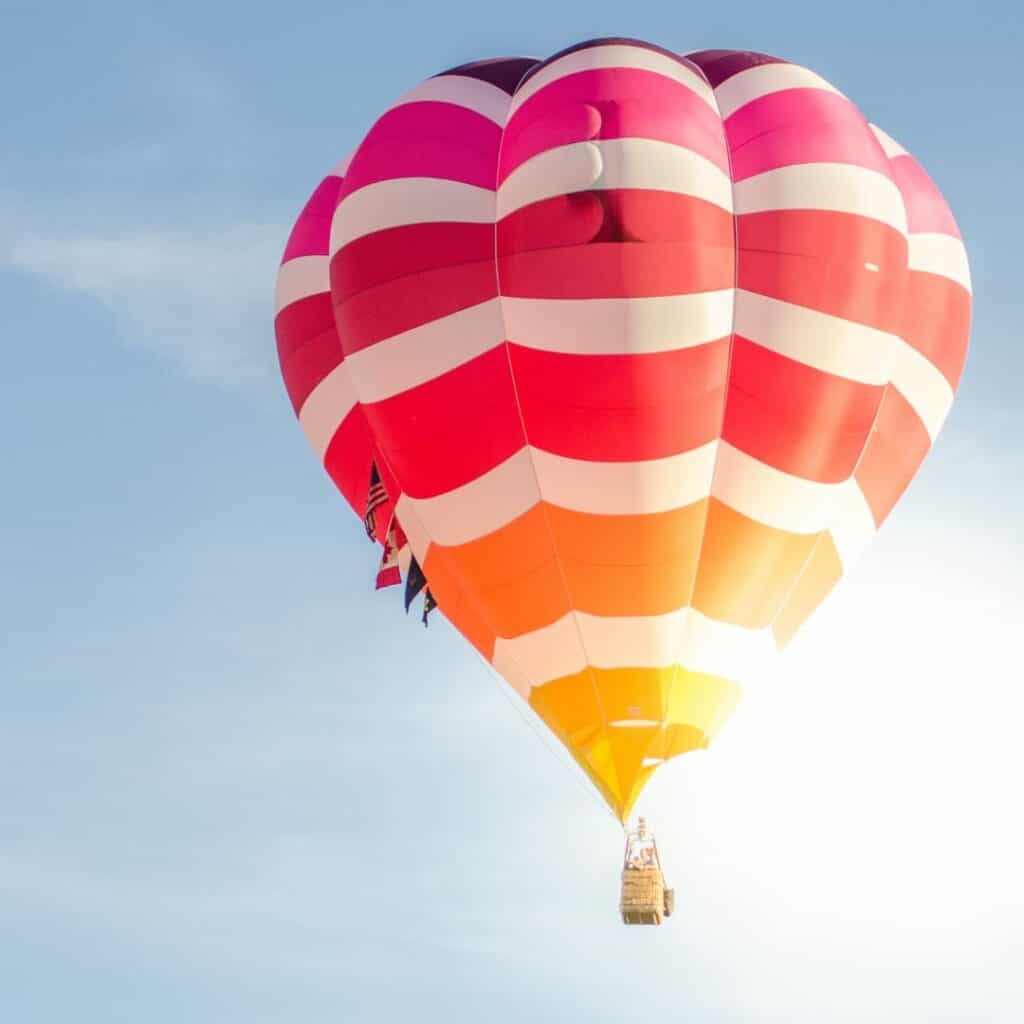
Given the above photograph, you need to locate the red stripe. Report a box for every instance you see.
[332,221,495,302]
[501,68,729,179]
[498,192,606,252]
[509,341,729,462]
[499,189,734,254]
[498,239,733,299]
[275,294,342,414]
[362,347,523,498]
[726,89,892,181]
[722,336,884,483]
[902,270,971,389]
[275,291,334,363]
[340,103,502,194]
[854,387,931,526]
[333,260,497,354]
[323,408,378,515]
[737,209,907,335]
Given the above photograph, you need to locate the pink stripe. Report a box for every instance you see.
[500,102,602,177]
[726,89,891,182]
[281,175,342,262]
[889,154,961,238]
[500,68,729,179]
[340,103,502,193]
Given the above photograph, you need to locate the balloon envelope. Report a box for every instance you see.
[275,40,971,821]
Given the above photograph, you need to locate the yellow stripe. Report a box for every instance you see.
[529,665,742,820]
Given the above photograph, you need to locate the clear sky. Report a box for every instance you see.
[2,1,1022,1021]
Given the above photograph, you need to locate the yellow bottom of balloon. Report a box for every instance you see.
[528,665,743,821]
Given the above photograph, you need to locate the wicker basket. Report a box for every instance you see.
[620,867,666,925]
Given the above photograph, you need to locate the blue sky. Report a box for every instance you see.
[2,1,1022,1021]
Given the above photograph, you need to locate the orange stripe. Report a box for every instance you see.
[425,501,710,636]
[426,497,833,638]
[420,547,499,660]
[692,498,826,630]
[771,533,843,649]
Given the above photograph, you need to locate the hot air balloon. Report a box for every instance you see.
[274,39,971,925]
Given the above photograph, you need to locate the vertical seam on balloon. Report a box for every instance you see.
[661,58,743,758]
[492,60,621,819]
[328,114,541,708]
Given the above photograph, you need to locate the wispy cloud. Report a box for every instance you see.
[0,48,291,395]
[2,215,284,393]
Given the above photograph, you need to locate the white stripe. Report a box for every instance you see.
[676,608,777,683]
[498,140,600,215]
[397,543,412,578]
[888,340,955,441]
[498,658,534,701]
[275,255,327,315]
[388,74,512,125]
[403,444,717,543]
[404,448,541,540]
[492,607,775,689]
[715,62,845,119]
[733,163,908,235]
[713,443,876,567]
[400,438,877,566]
[297,363,358,461]
[834,482,879,568]
[497,138,733,219]
[509,44,717,117]
[908,233,972,293]
[330,178,494,254]
[868,124,909,159]
[410,444,876,572]
[343,299,504,404]
[493,612,578,688]
[533,445,717,517]
[828,482,877,568]
[502,291,734,355]
[394,494,432,566]
[734,290,895,385]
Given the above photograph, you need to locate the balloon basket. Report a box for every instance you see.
[620,866,669,925]
[619,817,674,926]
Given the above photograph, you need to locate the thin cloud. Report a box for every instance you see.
[3,216,284,393]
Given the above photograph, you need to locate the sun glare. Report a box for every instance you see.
[635,553,1023,963]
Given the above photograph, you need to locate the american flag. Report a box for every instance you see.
[363,461,388,540]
